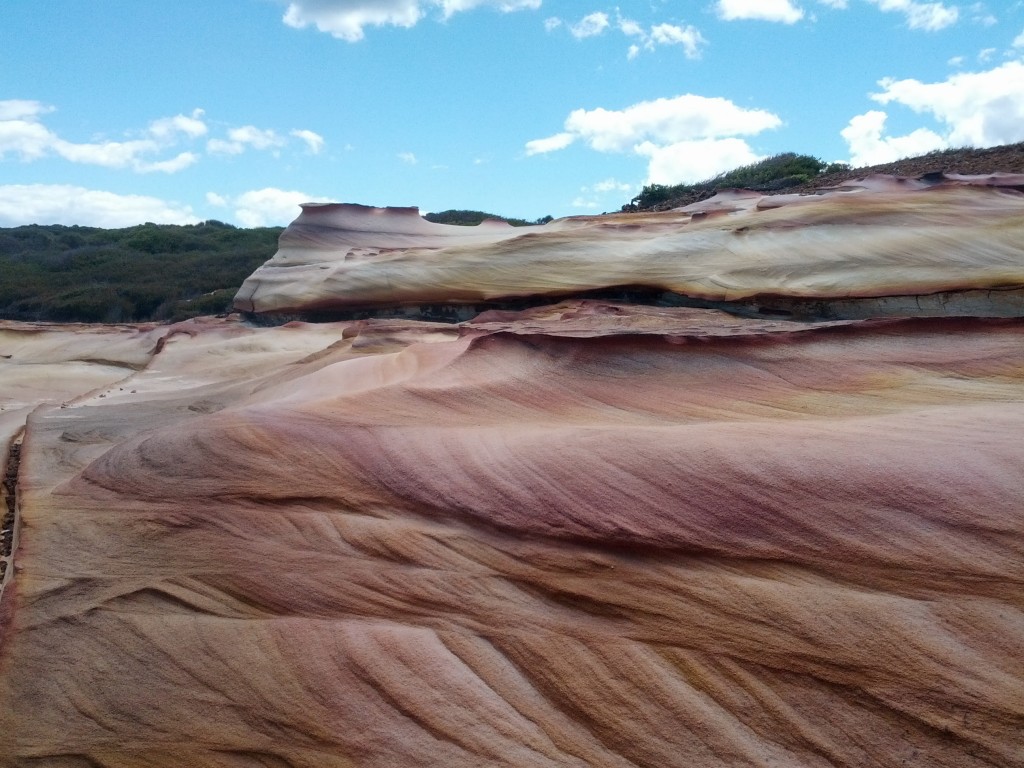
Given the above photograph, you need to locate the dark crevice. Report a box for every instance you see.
[1,431,23,583]
[240,284,1024,326]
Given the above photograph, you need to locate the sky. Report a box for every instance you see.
[1,0,1023,228]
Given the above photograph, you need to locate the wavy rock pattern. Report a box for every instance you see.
[235,176,1024,316]
[2,179,1024,767]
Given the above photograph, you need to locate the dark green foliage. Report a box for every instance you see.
[424,210,551,227]
[0,222,282,323]
[626,153,828,211]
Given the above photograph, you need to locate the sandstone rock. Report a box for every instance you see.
[2,181,1023,766]
[235,177,1024,318]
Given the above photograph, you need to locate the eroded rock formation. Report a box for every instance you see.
[1,177,1023,767]
[235,175,1024,319]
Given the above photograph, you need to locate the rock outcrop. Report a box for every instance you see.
[235,175,1024,320]
[2,177,1023,767]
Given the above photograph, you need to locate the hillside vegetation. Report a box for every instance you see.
[425,209,553,227]
[626,153,850,210]
[625,142,1024,211]
[0,221,281,323]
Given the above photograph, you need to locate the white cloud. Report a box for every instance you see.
[618,17,644,36]
[148,110,207,140]
[637,138,764,185]
[841,110,946,166]
[871,61,1024,147]
[207,125,286,156]
[1013,28,1024,47]
[398,151,418,164]
[436,0,539,16]
[818,0,848,8]
[716,0,804,23]
[0,100,54,122]
[570,12,609,38]
[225,188,333,227]
[0,101,206,173]
[560,94,781,153]
[290,128,326,153]
[527,94,780,185]
[977,47,996,61]
[0,184,198,227]
[551,12,707,59]
[865,0,958,30]
[134,152,200,174]
[648,23,706,58]
[543,16,562,31]
[525,131,576,155]
[282,0,539,41]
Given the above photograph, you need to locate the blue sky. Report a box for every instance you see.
[1,0,1023,227]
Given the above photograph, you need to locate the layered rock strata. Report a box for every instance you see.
[235,175,1024,320]
[1,176,1023,767]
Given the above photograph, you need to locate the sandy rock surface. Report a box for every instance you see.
[235,178,1024,316]
[2,180,1024,767]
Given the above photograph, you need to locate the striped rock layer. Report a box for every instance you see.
[2,177,1024,767]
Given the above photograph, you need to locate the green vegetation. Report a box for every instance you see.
[424,209,553,227]
[0,221,282,323]
[626,153,850,210]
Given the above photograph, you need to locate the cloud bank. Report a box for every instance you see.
[526,94,781,184]
[0,184,198,227]
[281,0,541,41]
[842,61,1024,165]
[0,101,324,173]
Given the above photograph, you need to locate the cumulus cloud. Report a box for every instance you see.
[570,12,610,38]
[865,0,958,30]
[872,61,1024,147]
[0,100,54,122]
[398,151,418,164]
[841,111,946,166]
[291,129,326,154]
[648,23,706,58]
[0,101,206,173]
[0,184,198,227]
[716,0,804,23]
[208,187,333,228]
[556,94,781,153]
[207,126,286,155]
[840,61,1024,165]
[1013,28,1024,48]
[636,138,764,185]
[281,0,539,41]
[526,94,781,185]
[148,110,208,140]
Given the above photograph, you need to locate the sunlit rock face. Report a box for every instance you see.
[235,175,1024,318]
[2,177,1024,767]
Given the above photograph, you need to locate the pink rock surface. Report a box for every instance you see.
[1,307,1022,766]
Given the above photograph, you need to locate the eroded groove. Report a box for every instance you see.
[1,430,23,590]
